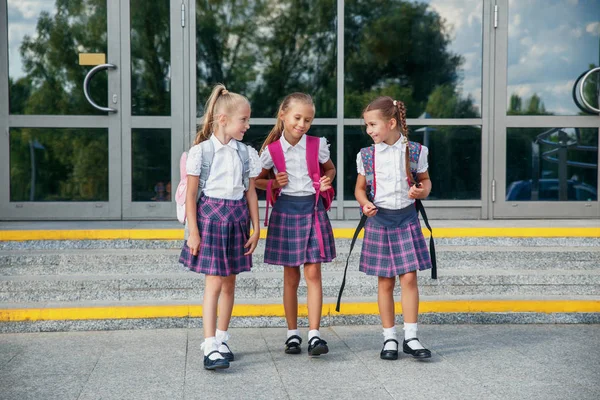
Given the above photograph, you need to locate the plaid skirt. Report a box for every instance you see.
[359,205,432,278]
[264,194,336,266]
[179,195,252,276]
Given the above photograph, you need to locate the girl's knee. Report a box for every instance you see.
[220,276,236,296]
[284,268,301,288]
[304,264,322,284]
[378,276,396,292]
[399,272,418,288]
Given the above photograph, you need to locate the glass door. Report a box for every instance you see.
[493,0,599,218]
[1,0,122,219]
[0,0,183,220]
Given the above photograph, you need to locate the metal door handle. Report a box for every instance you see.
[83,63,117,113]
[573,67,600,115]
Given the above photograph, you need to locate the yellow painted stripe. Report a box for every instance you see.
[1,227,599,241]
[1,300,599,322]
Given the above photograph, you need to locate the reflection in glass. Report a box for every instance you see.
[132,129,171,202]
[130,0,171,116]
[507,1,600,116]
[10,128,109,201]
[8,0,108,115]
[506,128,598,201]
[241,125,338,201]
[196,0,337,118]
[344,125,481,200]
[344,0,482,118]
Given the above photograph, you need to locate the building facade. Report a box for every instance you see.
[1,0,598,220]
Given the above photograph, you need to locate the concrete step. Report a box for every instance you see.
[2,269,599,303]
[1,246,599,275]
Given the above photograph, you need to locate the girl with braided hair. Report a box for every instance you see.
[355,96,433,360]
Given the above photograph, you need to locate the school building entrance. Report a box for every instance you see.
[1,0,598,220]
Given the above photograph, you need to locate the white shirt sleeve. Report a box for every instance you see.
[356,152,365,176]
[247,145,261,178]
[186,144,202,176]
[260,146,274,170]
[417,145,429,173]
[318,137,330,163]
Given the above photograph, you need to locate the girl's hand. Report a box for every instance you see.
[187,233,201,256]
[319,176,332,192]
[408,184,426,199]
[362,202,378,217]
[274,172,288,189]
[244,231,260,256]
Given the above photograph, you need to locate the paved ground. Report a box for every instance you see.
[1,324,599,400]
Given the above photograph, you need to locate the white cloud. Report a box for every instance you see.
[586,22,600,36]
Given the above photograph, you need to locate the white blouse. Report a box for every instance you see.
[186,135,261,200]
[260,135,330,196]
[356,137,429,210]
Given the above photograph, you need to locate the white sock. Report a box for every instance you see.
[382,326,398,351]
[308,329,320,341]
[201,337,224,360]
[287,329,301,343]
[404,323,425,350]
[216,329,231,353]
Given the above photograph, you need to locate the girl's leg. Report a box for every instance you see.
[283,266,301,330]
[399,271,419,323]
[203,275,223,339]
[304,262,323,331]
[378,276,396,328]
[217,275,237,331]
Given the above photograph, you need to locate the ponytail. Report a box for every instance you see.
[260,92,314,153]
[192,84,249,147]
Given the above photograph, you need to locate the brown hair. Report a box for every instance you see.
[363,96,414,185]
[260,92,314,153]
[192,84,249,146]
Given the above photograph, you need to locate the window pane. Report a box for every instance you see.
[130,0,171,116]
[344,125,481,200]
[132,129,171,202]
[10,128,109,201]
[8,0,108,115]
[196,0,337,118]
[345,0,482,118]
[506,128,598,201]
[241,125,338,201]
[507,1,600,116]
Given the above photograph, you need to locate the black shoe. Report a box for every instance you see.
[403,338,432,359]
[285,335,302,354]
[380,339,399,360]
[203,350,230,370]
[220,342,234,362]
[307,336,329,357]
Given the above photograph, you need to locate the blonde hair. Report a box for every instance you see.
[193,84,249,146]
[364,96,415,185]
[260,92,314,152]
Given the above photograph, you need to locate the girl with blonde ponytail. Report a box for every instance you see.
[354,96,434,361]
[179,84,262,371]
[255,93,337,357]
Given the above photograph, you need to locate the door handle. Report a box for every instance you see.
[573,67,600,115]
[83,63,117,113]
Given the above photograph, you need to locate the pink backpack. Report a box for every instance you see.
[175,152,188,224]
[264,135,334,257]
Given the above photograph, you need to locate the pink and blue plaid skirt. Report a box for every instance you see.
[264,194,336,266]
[359,205,432,278]
[179,195,252,276]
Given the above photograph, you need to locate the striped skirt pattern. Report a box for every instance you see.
[264,194,336,266]
[359,205,432,278]
[179,196,252,276]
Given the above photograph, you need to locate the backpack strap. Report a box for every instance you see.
[198,140,215,193]
[360,146,376,202]
[408,140,436,280]
[305,136,326,258]
[264,140,286,226]
[236,142,250,191]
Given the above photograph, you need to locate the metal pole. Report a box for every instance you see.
[29,140,35,201]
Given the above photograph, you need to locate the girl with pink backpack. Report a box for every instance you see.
[179,84,261,370]
[255,93,336,357]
